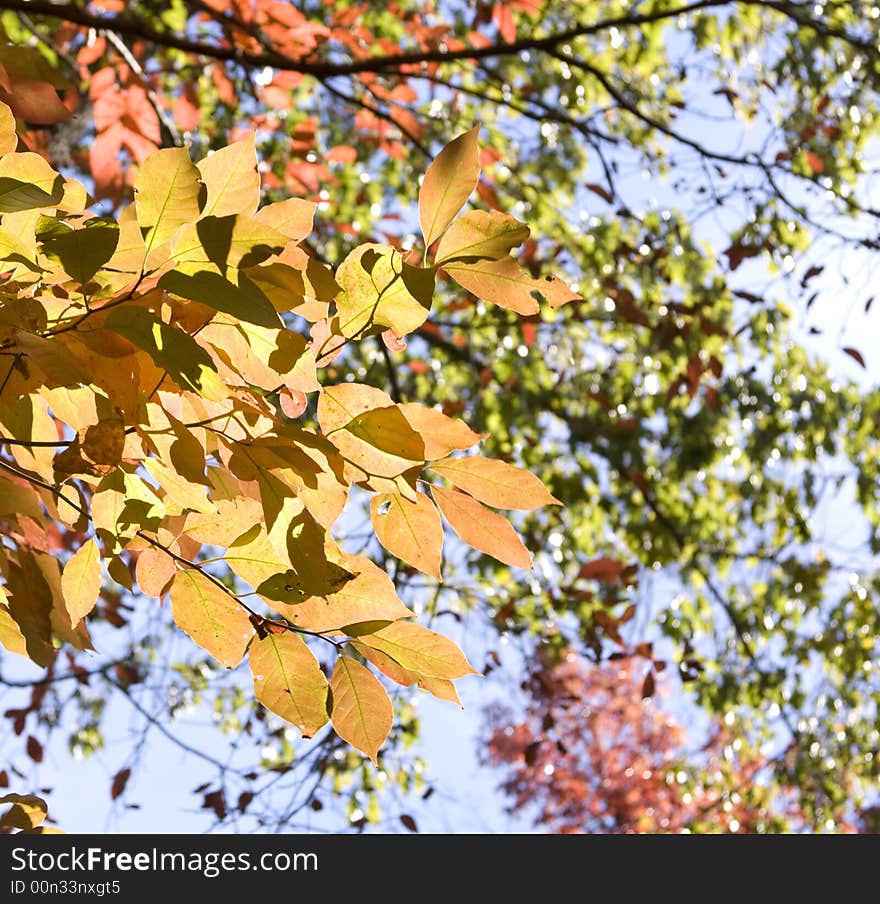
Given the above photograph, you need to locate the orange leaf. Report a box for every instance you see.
[431,455,560,510]
[329,656,392,764]
[431,484,532,569]
[371,491,443,579]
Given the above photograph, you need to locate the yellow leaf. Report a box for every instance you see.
[104,307,226,400]
[134,147,201,256]
[418,126,480,248]
[350,641,461,704]
[0,394,57,481]
[355,621,479,680]
[254,197,316,241]
[335,243,434,339]
[330,656,392,764]
[318,383,425,478]
[371,491,443,580]
[170,569,253,668]
[143,457,215,514]
[435,210,529,265]
[445,255,580,314]
[225,526,290,589]
[0,151,63,212]
[0,793,47,830]
[281,555,413,633]
[431,484,532,569]
[0,585,27,658]
[398,402,485,460]
[431,455,561,510]
[135,546,176,598]
[197,133,260,218]
[0,99,16,155]
[250,631,329,738]
[60,538,102,625]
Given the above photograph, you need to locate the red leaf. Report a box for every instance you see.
[111,767,131,800]
[641,671,656,699]
[493,3,516,42]
[381,328,407,352]
[585,182,613,204]
[26,735,43,763]
[400,814,419,832]
[842,347,866,368]
[805,151,824,174]
[578,557,624,583]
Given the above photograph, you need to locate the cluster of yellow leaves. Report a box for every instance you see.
[0,792,62,834]
[0,103,574,761]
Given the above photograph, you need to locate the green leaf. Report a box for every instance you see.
[104,307,225,399]
[419,126,480,248]
[250,630,329,738]
[329,656,392,764]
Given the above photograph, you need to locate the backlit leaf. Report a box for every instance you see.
[37,217,119,286]
[197,134,260,218]
[104,307,225,399]
[335,243,434,338]
[0,152,63,212]
[330,656,392,763]
[435,210,529,264]
[60,538,102,625]
[134,147,201,254]
[371,491,443,580]
[431,455,561,510]
[445,256,580,314]
[419,126,480,248]
[135,546,176,597]
[431,484,532,568]
[398,403,484,460]
[250,630,329,738]
[356,621,479,680]
[171,569,254,668]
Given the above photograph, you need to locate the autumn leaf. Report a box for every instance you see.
[431,455,561,509]
[371,491,443,579]
[60,538,103,626]
[431,484,532,568]
[435,210,530,265]
[0,793,48,830]
[250,630,329,738]
[419,126,481,248]
[135,546,177,598]
[329,656,392,763]
[197,133,260,218]
[445,256,579,314]
[134,147,201,254]
[170,569,254,668]
[356,621,479,680]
